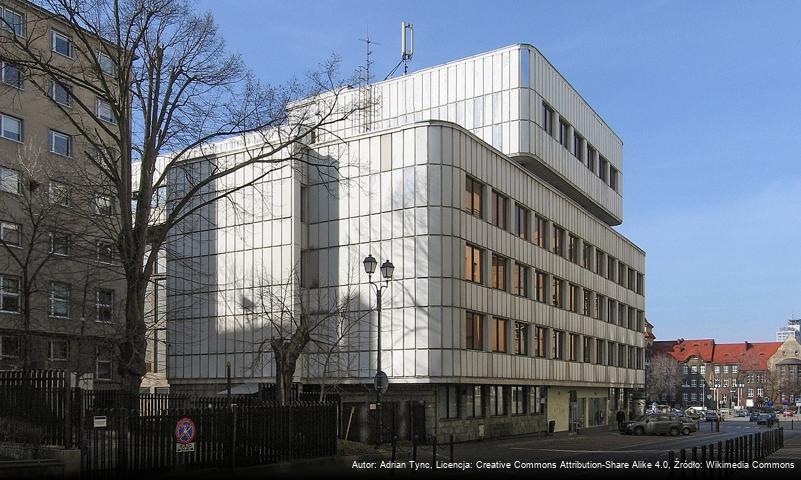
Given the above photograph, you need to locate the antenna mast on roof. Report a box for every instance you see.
[385,21,414,80]
[358,28,380,132]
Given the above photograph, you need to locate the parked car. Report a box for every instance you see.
[756,413,778,426]
[685,409,704,420]
[734,409,748,418]
[676,416,699,435]
[782,410,794,417]
[704,410,724,422]
[749,411,761,422]
[622,415,685,436]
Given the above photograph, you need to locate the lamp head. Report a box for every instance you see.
[363,254,377,275]
[380,259,394,280]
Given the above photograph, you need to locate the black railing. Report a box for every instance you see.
[668,427,784,476]
[0,369,72,447]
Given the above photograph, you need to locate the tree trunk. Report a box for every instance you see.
[118,275,147,395]
[271,327,309,404]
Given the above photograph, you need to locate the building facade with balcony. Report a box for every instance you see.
[164,44,646,440]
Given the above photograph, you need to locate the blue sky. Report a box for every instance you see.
[196,0,801,342]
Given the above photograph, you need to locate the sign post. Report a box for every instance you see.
[175,417,196,452]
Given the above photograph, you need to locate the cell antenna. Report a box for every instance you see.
[385,21,414,80]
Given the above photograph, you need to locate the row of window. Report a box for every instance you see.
[465,175,644,294]
[542,101,619,192]
[465,244,644,332]
[440,384,545,419]
[682,364,740,375]
[0,275,115,321]
[0,169,116,215]
[0,220,115,263]
[0,6,115,74]
[0,335,114,379]
[465,311,644,368]
[0,112,113,156]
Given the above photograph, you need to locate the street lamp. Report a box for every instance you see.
[363,254,394,446]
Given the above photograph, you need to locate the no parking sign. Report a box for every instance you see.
[175,417,196,452]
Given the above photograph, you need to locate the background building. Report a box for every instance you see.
[165,44,646,439]
[776,318,801,342]
[0,0,125,388]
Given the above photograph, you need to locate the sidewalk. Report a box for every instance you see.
[758,431,801,464]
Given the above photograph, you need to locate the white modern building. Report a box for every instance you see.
[776,319,801,343]
[165,44,646,440]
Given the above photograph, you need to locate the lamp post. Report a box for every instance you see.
[363,254,394,446]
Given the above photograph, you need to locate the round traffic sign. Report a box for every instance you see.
[374,371,389,395]
[175,417,196,445]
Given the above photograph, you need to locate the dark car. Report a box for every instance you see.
[735,409,748,418]
[749,411,760,422]
[704,410,723,422]
[623,415,684,436]
[676,416,698,435]
[756,413,777,426]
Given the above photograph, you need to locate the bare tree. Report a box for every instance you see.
[1,0,365,392]
[240,266,366,404]
[645,354,682,405]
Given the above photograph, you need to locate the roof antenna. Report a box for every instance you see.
[358,28,380,132]
[385,21,414,80]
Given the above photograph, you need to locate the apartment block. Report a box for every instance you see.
[165,44,646,439]
[0,0,124,387]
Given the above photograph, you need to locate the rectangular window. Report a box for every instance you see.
[510,386,525,415]
[1,7,24,36]
[552,225,564,256]
[534,326,546,358]
[582,243,592,269]
[514,204,528,239]
[551,277,563,308]
[608,299,617,324]
[568,234,578,263]
[94,196,114,215]
[552,330,564,359]
[464,385,482,418]
[49,232,70,256]
[49,130,71,156]
[97,52,114,75]
[465,311,483,350]
[535,215,547,248]
[49,81,71,106]
[51,30,72,57]
[491,190,507,230]
[49,181,69,206]
[628,346,636,369]
[582,289,591,316]
[0,335,19,358]
[488,385,505,416]
[594,294,603,320]
[96,98,115,123]
[610,166,619,192]
[595,249,605,276]
[583,336,593,363]
[618,303,626,326]
[50,282,70,318]
[637,273,644,295]
[567,283,578,312]
[628,308,636,330]
[490,254,506,290]
[618,344,626,368]
[490,317,507,352]
[573,133,584,160]
[0,275,20,312]
[464,176,483,218]
[48,339,68,361]
[96,289,114,323]
[1,62,22,89]
[542,102,554,135]
[607,256,616,281]
[684,365,689,375]
[97,242,114,264]
[0,221,21,246]
[732,365,739,374]
[595,338,604,365]
[618,262,627,287]
[0,113,22,141]
[96,347,112,380]
[586,145,596,173]
[0,166,20,193]
[441,385,459,419]
[512,263,528,297]
[513,322,528,356]
[628,267,636,291]
[608,342,617,366]
[520,48,530,87]
[559,119,569,148]
[567,333,578,361]
[599,156,609,182]
[535,271,546,302]
[700,365,706,375]
[529,386,543,414]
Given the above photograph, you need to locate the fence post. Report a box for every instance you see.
[412,435,417,463]
[680,448,686,463]
[391,435,397,474]
[432,439,437,470]
[701,445,706,468]
[717,441,722,463]
[231,405,238,471]
[449,434,454,461]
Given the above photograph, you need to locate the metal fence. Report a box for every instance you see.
[667,426,784,475]
[0,369,72,446]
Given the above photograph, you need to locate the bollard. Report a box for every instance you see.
[449,434,454,461]
[701,445,706,468]
[412,435,417,463]
[717,441,722,463]
[432,439,437,469]
[680,448,686,463]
